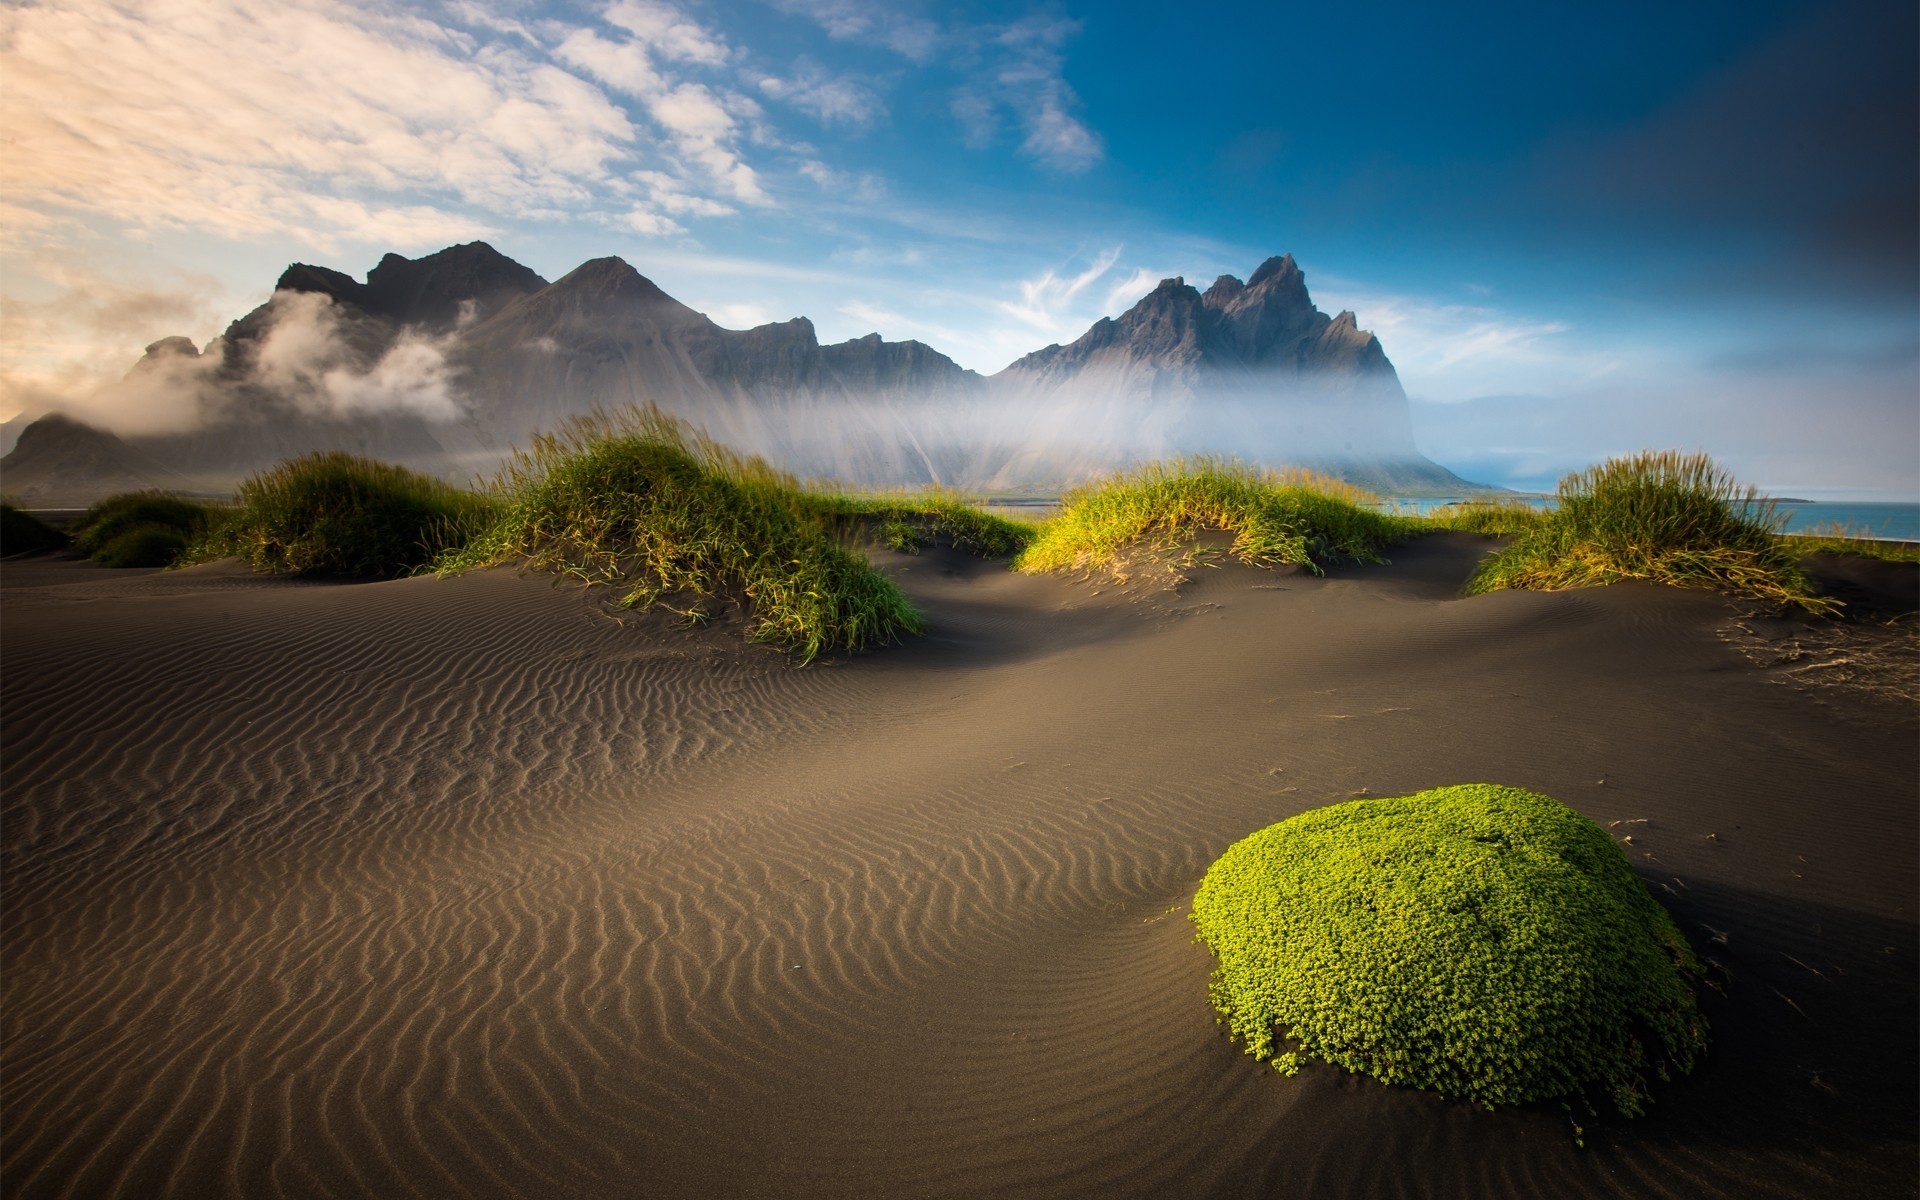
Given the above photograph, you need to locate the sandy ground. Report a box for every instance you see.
[3,534,1914,1199]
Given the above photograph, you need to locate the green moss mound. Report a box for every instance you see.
[0,503,69,556]
[194,452,495,578]
[1467,451,1832,612]
[440,408,924,663]
[72,492,214,566]
[1014,457,1415,577]
[1190,784,1707,1115]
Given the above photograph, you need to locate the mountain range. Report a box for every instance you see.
[0,242,1479,505]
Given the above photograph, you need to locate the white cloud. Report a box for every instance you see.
[989,17,1103,172]
[555,13,769,205]
[701,302,774,328]
[1311,281,1612,401]
[759,62,885,127]
[0,0,788,253]
[1,0,634,249]
[768,0,941,61]
[619,207,686,236]
[1100,268,1161,316]
[253,290,462,420]
[604,0,731,65]
[634,172,736,217]
[771,2,1100,171]
[997,247,1123,336]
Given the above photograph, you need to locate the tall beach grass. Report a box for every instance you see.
[192,452,496,577]
[1465,450,1834,611]
[439,408,924,662]
[1014,457,1417,577]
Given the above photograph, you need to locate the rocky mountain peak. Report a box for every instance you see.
[141,336,201,361]
[1245,253,1301,290]
[361,241,548,329]
[274,263,366,307]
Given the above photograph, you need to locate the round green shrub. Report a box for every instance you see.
[1190,784,1707,1115]
[204,451,495,578]
[92,524,189,568]
[72,492,212,558]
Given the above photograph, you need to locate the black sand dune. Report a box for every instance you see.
[3,536,1914,1198]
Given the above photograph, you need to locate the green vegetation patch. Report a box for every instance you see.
[1191,783,1707,1116]
[1777,525,1920,565]
[440,408,924,662]
[1420,497,1550,537]
[808,489,1036,558]
[193,452,495,578]
[0,502,70,556]
[72,492,215,567]
[1466,451,1833,611]
[1013,457,1416,577]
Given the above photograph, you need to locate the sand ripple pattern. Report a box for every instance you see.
[4,540,1914,1199]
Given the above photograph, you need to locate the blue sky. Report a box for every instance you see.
[3,0,1914,496]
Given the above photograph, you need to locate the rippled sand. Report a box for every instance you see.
[4,537,1914,1198]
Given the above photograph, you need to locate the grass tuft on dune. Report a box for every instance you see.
[72,492,217,567]
[1191,784,1708,1119]
[192,452,496,578]
[440,407,925,662]
[1466,451,1834,611]
[1421,497,1550,537]
[808,488,1036,558]
[1013,457,1416,577]
[1776,523,1920,565]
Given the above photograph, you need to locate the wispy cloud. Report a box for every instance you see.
[1311,280,1608,400]
[986,16,1103,173]
[758,60,886,127]
[774,2,1103,172]
[767,0,942,62]
[997,247,1123,336]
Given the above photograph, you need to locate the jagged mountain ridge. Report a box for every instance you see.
[1,243,1481,500]
[1003,254,1386,381]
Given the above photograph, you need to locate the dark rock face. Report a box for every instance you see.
[362,243,549,330]
[13,245,1482,499]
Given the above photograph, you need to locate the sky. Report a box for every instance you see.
[2,0,1915,497]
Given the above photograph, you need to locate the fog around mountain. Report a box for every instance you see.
[1,243,1481,504]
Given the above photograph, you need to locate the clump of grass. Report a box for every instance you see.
[1467,451,1835,611]
[1013,457,1415,577]
[71,492,216,568]
[440,408,924,662]
[1777,522,1920,564]
[809,488,1037,558]
[192,452,495,577]
[1423,497,1550,537]
[0,502,70,556]
[1191,784,1708,1118]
